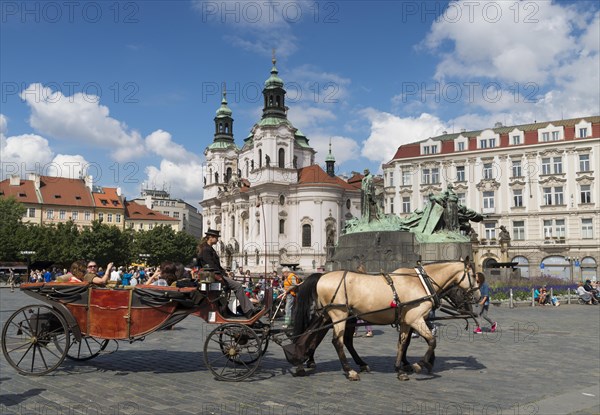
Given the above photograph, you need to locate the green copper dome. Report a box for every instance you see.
[215,92,232,117]
[264,59,284,89]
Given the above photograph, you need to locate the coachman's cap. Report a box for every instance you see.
[205,228,221,237]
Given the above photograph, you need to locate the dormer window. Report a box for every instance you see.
[18,193,26,197]
[100,199,108,205]
[75,196,82,200]
[54,195,61,199]
[538,124,563,142]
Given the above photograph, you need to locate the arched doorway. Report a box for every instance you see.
[540,256,570,280]
[512,256,530,279]
[581,257,598,282]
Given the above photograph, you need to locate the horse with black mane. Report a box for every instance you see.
[284,258,479,381]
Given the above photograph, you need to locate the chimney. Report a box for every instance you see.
[9,175,20,186]
[27,173,40,190]
[494,122,503,128]
[84,175,93,191]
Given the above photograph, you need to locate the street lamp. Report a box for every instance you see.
[565,256,579,283]
[20,251,36,280]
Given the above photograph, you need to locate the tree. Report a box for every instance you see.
[0,197,26,261]
[77,221,132,266]
[133,225,197,266]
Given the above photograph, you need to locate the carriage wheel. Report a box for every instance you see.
[66,336,111,361]
[1,305,70,375]
[204,323,263,381]
[218,327,269,365]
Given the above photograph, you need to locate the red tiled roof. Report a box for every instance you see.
[347,173,363,188]
[37,176,94,207]
[93,187,124,209]
[298,165,359,190]
[124,201,178,221]
[0,179,40,204]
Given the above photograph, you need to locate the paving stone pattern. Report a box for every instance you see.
[0,288,598,415]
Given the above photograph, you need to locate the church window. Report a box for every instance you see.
[279,219,285,234]
[276,96,281,107]
[279,195,285,205]
[278,148,285,168]
[259,150,263,168]
[346,199,351,209]
[225,167,232,183]
[302,224,311,247]
[231,215,235,237]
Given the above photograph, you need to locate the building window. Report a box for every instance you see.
[541,158,551,175]
[457,193,466,205]
[258,149,262,168]
[457,142,465,151]
[480,138,496,149]
[46,209,54,219]
[513,221,525,240]
[581,185,592,204]
[581,218,593,239]
[402,197,411,213]
[279,219,285,234]
[544,219,566,238]
[512,160,522,177]
[280,195,285,205]
[84,211,91,221]
[422,169,431,184]
[149,223,154,230]
[579,127,588,138]
[171,201,176,207]
[257,219,260,235]
[116,214,121,223]
[278,148,285,168]
[542,132,550,142]
[553,157,562,174]
[107,213,113,223]
[431,168,440,184]
[543,220,553,238]
[72,211,78,220]
[173,212,180,219]
[552,131,559,141]
[543,186,564,205]
[389,198,394,214]
[579,154,590,172]
[58,210,65,220]
[139,223,144,230]
[402,169,411,186]
[388,172,394,187]
[163,211,169,216]
[555,219,565,238]
[483,191,495,209]
[512,135,521,145]
[98,213,104,222]
[128,222,133,229]
[27,208,35,218]
[513,189,523,207]
[302,224,311,247]
[483,163,493,179]
[484,223,496,240]
[456,166,465,182]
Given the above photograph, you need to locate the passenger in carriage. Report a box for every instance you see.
[198,229,262,318]
[83,261,114,286]
[56,260,87,282]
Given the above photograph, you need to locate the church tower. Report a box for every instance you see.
[203,86,239,201]
[325,140,336,177]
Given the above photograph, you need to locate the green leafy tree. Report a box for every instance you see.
[133,225,197,266]
[77,221,132,267]
[0,197,26,261]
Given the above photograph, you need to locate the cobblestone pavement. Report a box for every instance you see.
[0,287,598,415]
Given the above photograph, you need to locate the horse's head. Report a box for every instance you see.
[455,257,480,304]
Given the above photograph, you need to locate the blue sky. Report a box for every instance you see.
[1,0,599,205]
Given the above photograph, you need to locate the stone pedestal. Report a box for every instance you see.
[326,232,473,273]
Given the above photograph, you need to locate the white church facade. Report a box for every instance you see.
[201,59,362,273]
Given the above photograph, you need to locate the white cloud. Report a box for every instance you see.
[288,106,337,131]
[145,159,204,203]
[311,134,360,167]
[145,130,201,164]
[0,114,7,135]
[46,154,90,179]
[21,83,146,162]
[1,133,55,175]
[360,110,447,164]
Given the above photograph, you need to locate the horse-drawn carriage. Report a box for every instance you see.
[2,259,480,382]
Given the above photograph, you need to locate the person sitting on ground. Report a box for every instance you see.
[534,286,549,305]
[576,282,598,305]
[56,260,87,283]
[198,229,261,318]
[83,261,114,286]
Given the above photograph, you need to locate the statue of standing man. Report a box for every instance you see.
[361,169,375,222]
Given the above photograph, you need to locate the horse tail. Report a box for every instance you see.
[293,273,323,337]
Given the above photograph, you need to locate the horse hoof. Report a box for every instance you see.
[412,363,422,374]
[347,370,360,381]
[398,373,410,381]
[359,365,370,373]
[401,364,414,373]
[294,368,307,377]
[306,360,316,369]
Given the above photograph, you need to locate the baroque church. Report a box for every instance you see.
[201,58,362,272]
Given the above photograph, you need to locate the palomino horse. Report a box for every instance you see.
[290,259,479,381]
